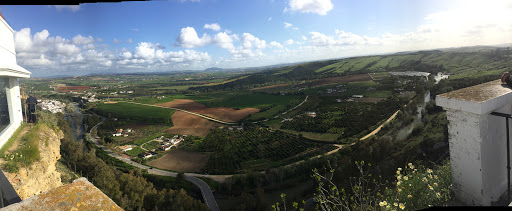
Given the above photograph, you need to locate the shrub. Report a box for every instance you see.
[379,161,452,210]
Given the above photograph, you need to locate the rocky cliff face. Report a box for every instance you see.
[4,126,64,200]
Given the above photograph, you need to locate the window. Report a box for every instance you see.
[0,78,10,133]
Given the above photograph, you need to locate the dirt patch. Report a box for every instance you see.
[251,83,289,90]
[157,99,259,122]
[165,111,220,137]
[148,149,208,173]
[297,74,373,88]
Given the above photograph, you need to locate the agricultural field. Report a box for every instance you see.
[148,149,209,172]
[181,127,337,174]
[93,102,175,124]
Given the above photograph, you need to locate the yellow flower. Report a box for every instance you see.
[404,176,408,181]
[436,192,441,198]
[427,169,433,174]
[397,181,401,186]
[434,183,438,187]
[399,203,405,210]
[379,201,388,206]
[398,188,402,192]
[394,202,398,207]
[434,175,438,179]
[422,177,428,182]
[396,171,401,175]
[408,195,412,199]
[428,174,433,179]
[398,168,402,171]
[429,185,434,190]
[397,175,402,180]
[408,163,412,167]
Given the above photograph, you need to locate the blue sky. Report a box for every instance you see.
[2,0,512,77]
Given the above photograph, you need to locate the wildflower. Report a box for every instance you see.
[379,201,388,206]
[427,169,433,174]
[408,163,412,167]
[399,203,405,210]
[429,185,434,190]
[398,168,402,171]
[422,177,428,182]
[397,181,401,186]
[428,174,433,179]
[398,188,402,193]
[396,171,401,175]
[404,176,408,181]
[436,192,441,198]
[394,202,398,207]
[434,175,438,179]
[434,183,438,187]
[397,175,402,180]
[408,195,412,199]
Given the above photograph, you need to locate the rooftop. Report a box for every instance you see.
[436,79,512,114]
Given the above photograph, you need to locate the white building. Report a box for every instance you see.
[0,13,31,144]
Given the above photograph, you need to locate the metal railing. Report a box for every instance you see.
[490,111,512,203]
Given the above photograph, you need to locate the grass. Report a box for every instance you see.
[94,102,175,124]
[2,123,47,173]
[0,122,27,157]
[143,141,161,151]
[125,146,146,157]
[206,93,300,109]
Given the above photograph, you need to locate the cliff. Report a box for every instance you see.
[0,124,64,200]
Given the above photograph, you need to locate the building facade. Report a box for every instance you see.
[0,14,31,144]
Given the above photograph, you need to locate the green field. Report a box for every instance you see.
[125,147,146,157]
[205,93,301,109]
[93,102,175,124]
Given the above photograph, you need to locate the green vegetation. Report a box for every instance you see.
[182,127,336,174]
[125,147,146,157]
[56,112,208,210]
[3,123,45,173]
[0,122,26,157]
[93,102,175,124]
[281,96,407,139]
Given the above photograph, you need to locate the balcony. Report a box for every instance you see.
[436,79,512,205]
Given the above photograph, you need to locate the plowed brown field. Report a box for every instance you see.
[148,149,208,172]
[156,99,259,122]
[165,111,220,137]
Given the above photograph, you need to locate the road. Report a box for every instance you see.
[87,118,220,211]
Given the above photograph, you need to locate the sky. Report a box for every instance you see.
[2,0,512,77]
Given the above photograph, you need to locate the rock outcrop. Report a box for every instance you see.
[3,125,64,200]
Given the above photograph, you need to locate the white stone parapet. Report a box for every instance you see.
[436,79,512,205]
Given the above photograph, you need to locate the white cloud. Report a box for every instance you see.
[13,28,212,75]
[241,33,266,49]
[213,32,235,49]
[176,27,212,48]
[269,41,284,48]
[127,38,133,44]
[204,23,221,31]
[54,5,81,12]
[72,34,94,45]
[284,39,294,45]
[286,0,333,15]
[113,38,122,44]
[283,22,298,30]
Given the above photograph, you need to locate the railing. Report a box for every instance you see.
[490,111,512,204]
[0,169,21,207]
